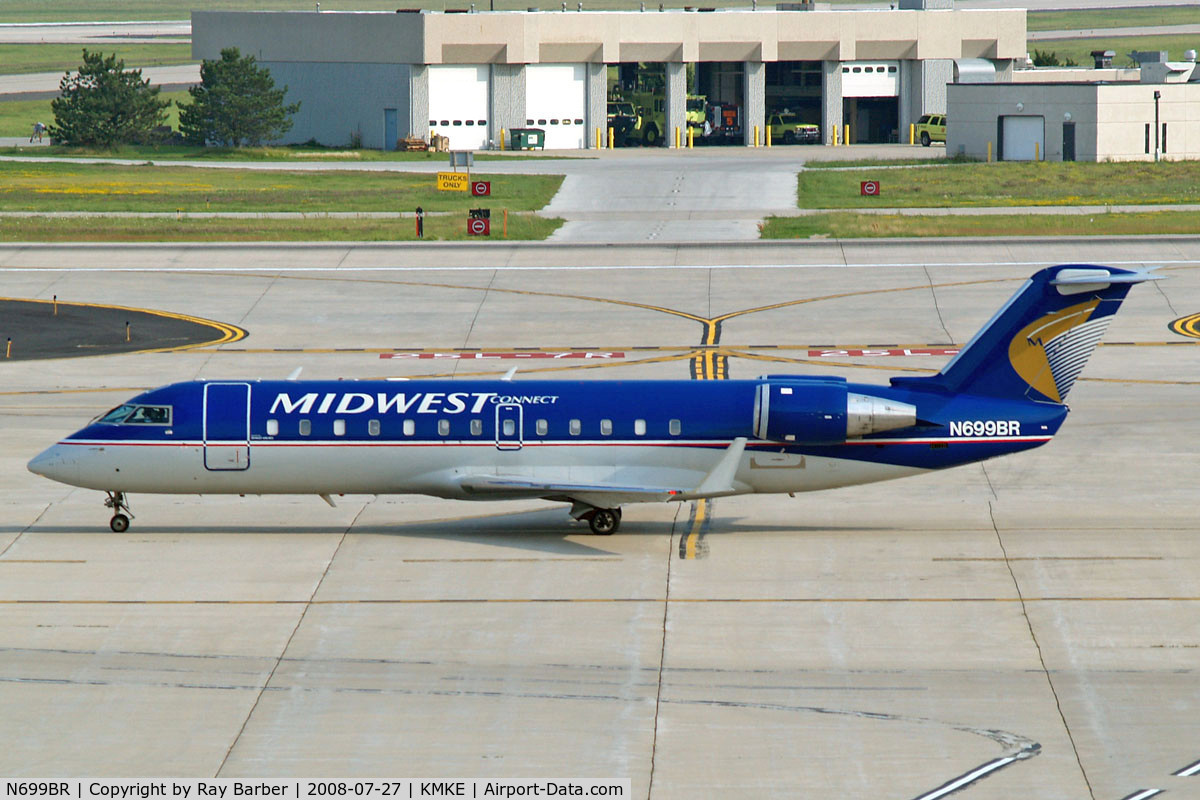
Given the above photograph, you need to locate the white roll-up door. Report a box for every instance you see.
[429,65,490,150]
[1002,115,1045,161]
[840,61,899,98]
[525,64,586,149]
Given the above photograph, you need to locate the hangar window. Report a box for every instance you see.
[465,120,474,126]
[537,119,547,125]
[403,419,415,436]
[888,66,897,73]
[266,419,279,436]
[852,67,862,73]
[440,120,449,126]
[299,419,311,436]
[536,419,548,435]
[634,419,646,436]
[452,120,462,126]
[842,66,850,73]
[669,419,681,436]
[429,120,435,126]
[438,419,450,436]
[550,119,559,125]
[471,419,483,436]
[368,419,380,436]
[864,67,873,73]
[333,419,346,436]
[527,119,534,125]
[569,419,581,435]
[574,118,583,125]
[477,120,485,125]
[600,419,612,436]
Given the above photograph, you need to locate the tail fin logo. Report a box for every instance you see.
[1008,299,1109,402]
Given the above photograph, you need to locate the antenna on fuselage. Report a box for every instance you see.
[501,366,518,382]
[286,367,303,381]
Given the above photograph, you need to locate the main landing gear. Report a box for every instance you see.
[581,507,622,535]
[104,491,133,532]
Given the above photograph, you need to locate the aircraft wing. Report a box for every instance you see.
[459,475,683,507]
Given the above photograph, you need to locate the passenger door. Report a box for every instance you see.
[203,382,250,470]
[495,403,523,451]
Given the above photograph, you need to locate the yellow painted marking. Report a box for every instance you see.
[401,557,621,563]
[0,560,86,564]
[935,556,1164,562]
[1168,313,1200,340]
[0,295,246,355]
[683,499,707,560]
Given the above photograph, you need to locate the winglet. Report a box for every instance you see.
[286,367,303,381]
[682,437,747,499]
[501,366,518,382]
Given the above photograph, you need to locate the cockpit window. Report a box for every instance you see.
[97,405,135,424]
[97,404,171,425]
[126,405,171,425]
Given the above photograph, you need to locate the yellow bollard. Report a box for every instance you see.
[844,123,850,145]
[5,338,10,358]
[500,129,505,151]
[909,123,915,145]
[53,294,57,316]
[753,125,759,147]
[766,125,772,148]
[503,208,508,238]
[687,127,694,149]
[1034,141,1040,161]
[675,126,681,148]
[125,322,130,343]
[831,126,838,146]
[987,141,993,162]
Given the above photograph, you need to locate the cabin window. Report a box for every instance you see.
[333,419,346,436]
[600,419,612,436]
[438,419,450,436]
[403,419,415,436]
[502,419,516,436]
[98,404,135,424]
[266,419,279,436]
[634,419,646,436]
[669,419,681,436]
[471,418,483,436]
[569,419,581,435]
[368,419,380,436]
[536,419,548,435]
[299,419,311,436]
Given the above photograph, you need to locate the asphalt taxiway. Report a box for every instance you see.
[1,239,1198,799]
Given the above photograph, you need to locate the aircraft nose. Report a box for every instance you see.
[27,445,77,485]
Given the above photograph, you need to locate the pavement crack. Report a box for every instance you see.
[214,500,367,777]
[453,270,498,377]
[646,502,681,800]
[924,265,953,343]
[1153,279,1179,316]
[989,500,1095,800]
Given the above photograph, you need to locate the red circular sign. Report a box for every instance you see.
[468,218,489,235]
[861,180,880,196]
[471,181,491,196]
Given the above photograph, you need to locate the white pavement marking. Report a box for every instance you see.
[1118,790,1163,800]
[910,755,1020,800]
[1174,757,1200,777]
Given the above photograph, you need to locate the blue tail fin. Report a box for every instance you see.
[892,265,1157,402]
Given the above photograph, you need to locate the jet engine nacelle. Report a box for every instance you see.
[753,377,916,444]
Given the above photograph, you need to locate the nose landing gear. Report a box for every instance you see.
[104,491,133,532]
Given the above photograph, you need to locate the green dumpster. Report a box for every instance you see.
[510,128,545,150]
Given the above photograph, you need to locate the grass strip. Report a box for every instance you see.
[0,161,564,212]
[0,92,189,138]
[1028,7,1200,32]
[0,213,562,242]
[797,161,1200,209]
[0,43,194,75]
[762,210,1200,239]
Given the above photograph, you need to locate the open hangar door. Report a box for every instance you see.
[1000,115,1045,161]
[765,61,822,128]
[525,64,586,149]
[841,60,899,143]
[429,65,490,150]
[696,61,744,145]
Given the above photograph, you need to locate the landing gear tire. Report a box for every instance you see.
[920,131,931,147]
[588,508,621,535]
[643,125,659,147]
[103,491,133,532]
[783,131,796,145]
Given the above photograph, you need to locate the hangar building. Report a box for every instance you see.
[192,1,1025,150]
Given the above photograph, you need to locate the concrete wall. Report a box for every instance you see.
[194,8,1026,65]
[744,61,765,146]
[586,62,606,149]
[259,61,411,148]
[948,82,1200,162]
[490,64,525,146]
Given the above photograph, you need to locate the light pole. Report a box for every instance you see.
[1154,89,1161,162]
